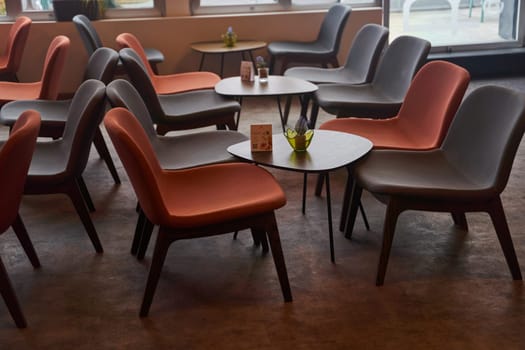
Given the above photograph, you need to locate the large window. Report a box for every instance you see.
[385,0,524,51]
[191,0,378,15]
[0,0,162,20]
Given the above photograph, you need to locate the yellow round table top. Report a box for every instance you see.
[191,40,267,54]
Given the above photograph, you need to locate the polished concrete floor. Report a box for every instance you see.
[1,77,525,349]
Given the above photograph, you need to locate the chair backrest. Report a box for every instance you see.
[1,16,32,77]
[316,4,352,54]
[60,79,106,177]
[83,47,119,84]
[441,85,525,195]
[372,35,431,100]
[106,79,158,140]
[0,110,40,233]
[396,60,470,149]
[116,32,155,78]
[118,48,165,124]
[38,35,70,100]
[104,107,166,225]
[342,23,388,84]
[72,14,103,56]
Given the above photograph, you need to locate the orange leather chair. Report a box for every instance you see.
[104,107,292,317]
[0,110,41,328]
[116,32,220,95]
[0,16,32,82]
[319,61,470,234]
[0,35,70,106]
[320,61,470,150]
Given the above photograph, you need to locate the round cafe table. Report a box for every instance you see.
[228,130,373,262]
[191,40,267,77]
[215,75,318,131]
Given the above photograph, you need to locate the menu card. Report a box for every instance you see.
[250,124,272,152]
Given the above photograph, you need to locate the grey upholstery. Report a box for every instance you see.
[267,4,351,74]
[346,85,525,285]
[119,48,240,135]
[106,79,248,258]
[284,24,389,85]
[22,80,107,254]
[72,14,164,73]
[0,47,121,184]
[309,35,431,127]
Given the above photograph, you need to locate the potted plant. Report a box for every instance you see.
[52,0,106,21]
[221,26,237,47]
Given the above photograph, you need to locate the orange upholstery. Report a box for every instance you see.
[0,110,41,328]
[320,61,471,150]
[0,35,70,105]
[0,16,32,82]
[116,32,220,95]
[104,107,291,317]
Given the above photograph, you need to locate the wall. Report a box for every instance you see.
[0,6,381,94]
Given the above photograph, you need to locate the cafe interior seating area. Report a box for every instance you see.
[1,3,525,348]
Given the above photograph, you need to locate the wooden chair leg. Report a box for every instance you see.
[137,219,154,261]
[131,209,146,255]
[12,214,40,268]
[315,173,325,197]
[451,211,468,231]
[140,228,172,317]
[344,181,363,239]
[251,227,268,253]
[77,175,95,213]
[488,197,522,280]
[93,128,121,184]
[265,214,292,302]
[376,200,403,286]
[0,257,27,328]
[309,102,320,129]
[69,180,103,253]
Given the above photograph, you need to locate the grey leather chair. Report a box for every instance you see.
[106,79,249,258]
[284,24,389,85]
[0,47,121,185]
[73,14,164,74]
[267,4,352,74]
[119,48,240,135]
[21,80,107,254]
[309,35,431,128]
[346,85,525,286]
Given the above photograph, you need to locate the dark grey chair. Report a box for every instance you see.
[119,48,240,135]
[284,24,389,85]
[73,14,164,74]
[267,4,352,74]
[309,35,431,128]
[106,79,250,258]
[346,85,525,286]
[22,80,107,254]
[0,47,121,185]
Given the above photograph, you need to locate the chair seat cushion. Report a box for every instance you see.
[24,141,70,188]
[355,150,497,200]
[158,89,240,123]
[315,84,402,118]
[0,99,70,127]
[320,117,437,150]
[285,66,366,85]
[144,47,165,64]
[0,82,42,105]
[154,130,248,170]
[268,41,332,56]
[152,71,220,95]
[160,163,286,228]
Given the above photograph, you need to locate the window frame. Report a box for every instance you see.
[190,0,380,15]
[0,0,164,21]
